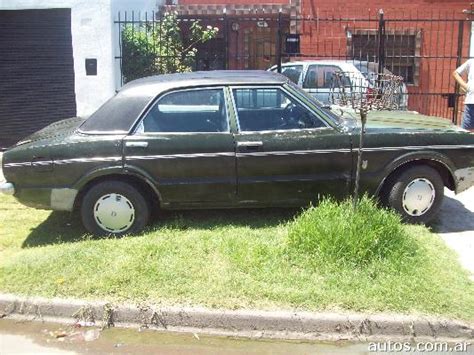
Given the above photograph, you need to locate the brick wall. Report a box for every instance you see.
[297,0,472,120]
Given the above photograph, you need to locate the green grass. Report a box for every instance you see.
[0,194,473,321]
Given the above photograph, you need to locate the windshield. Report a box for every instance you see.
[284,80,344,126]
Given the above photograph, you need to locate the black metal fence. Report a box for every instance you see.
[115,9,473,123]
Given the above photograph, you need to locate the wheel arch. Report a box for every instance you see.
[72,167,162,211]
[376,153,456,199]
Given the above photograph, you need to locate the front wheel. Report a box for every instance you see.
[385,166,444,224]
[81,181,150,236]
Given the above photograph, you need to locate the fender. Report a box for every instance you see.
[71,164,163,206]
[374,150,457,196]
[73,165,124,191]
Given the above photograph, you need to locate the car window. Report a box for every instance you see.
[303,65,350,89]
[353,62,393,85]
[274,65,304,84]
[139,89,228,133]
[233,88,325,132]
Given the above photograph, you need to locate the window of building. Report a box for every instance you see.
[348,29,421,85]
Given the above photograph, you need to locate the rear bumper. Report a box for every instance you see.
[455,167,474,194]
[0,182,15,195]
[1,184,78,211]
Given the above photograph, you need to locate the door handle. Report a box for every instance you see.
[126,141,148,148]
[237,141,263,150]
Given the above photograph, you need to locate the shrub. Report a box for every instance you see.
[287,196,418,267]
[121,12,219,83]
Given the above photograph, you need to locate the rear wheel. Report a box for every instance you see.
[81,181,150,236]
[385,166,444,224]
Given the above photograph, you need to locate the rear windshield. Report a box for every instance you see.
[79,89,153,133]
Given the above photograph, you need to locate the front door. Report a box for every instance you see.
[124,87,236,207]
[231,86,352,206]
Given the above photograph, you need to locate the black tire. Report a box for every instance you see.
[385,166,444,224]
[81,180,150,236]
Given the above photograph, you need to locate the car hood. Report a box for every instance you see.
[365,111,460,131]
[14,117,86,146]
[335,108,463,132]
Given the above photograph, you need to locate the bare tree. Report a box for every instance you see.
[330,70,404,208]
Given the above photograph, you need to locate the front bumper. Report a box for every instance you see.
[0,182,15,195]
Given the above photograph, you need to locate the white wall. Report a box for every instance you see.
[112,0,158,16]
[0,0,116,117]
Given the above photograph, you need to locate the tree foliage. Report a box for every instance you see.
[121,12,218,83]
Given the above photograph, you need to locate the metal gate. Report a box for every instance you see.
[0,9,76,149]
[284,10,472,123]
[115,9,472,123]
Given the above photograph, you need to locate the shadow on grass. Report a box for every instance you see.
[22,208,299,248]
[151,208,299,231]
[22,211,88,248]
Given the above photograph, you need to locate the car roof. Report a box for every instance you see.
[122,70,288,92]
[80,71,289,133]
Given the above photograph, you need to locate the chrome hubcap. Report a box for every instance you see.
[93,193,135,233]
[402,178,435,216]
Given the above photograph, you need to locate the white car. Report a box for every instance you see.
[269,60,409,110]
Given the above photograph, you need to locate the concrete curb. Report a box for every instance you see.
[0,294,473,342]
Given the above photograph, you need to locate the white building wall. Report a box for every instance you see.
[0,0,115,117]
[0,0,162,118]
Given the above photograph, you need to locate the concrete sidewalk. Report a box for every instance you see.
[434,188,474,280]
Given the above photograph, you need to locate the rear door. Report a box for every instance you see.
[230,86,352,206]
[124,87,236,206]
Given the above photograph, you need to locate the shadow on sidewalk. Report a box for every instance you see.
[431,195,474,234]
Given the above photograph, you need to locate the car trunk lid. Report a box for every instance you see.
[14,117,86,146]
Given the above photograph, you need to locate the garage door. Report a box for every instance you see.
[0,9,76,149]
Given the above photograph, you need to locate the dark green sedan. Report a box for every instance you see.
[1,71,473,235]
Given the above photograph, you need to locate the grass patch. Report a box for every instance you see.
[0,194,473,321]
[287,197,417,267]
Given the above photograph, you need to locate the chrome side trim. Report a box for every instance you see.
[3,156,122,168]
[363,145,474,152]
[55,157,122,165]
[237,149,351,157]
[127,152,235,160]
[3,144,474,168]
[3,162,33,168]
